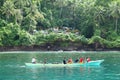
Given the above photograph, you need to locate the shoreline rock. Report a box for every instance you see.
[0,46,119,51]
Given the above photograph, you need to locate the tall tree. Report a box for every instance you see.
[94,6,105,27]
[13,9,23,25]
[1,1,15,21]
[108,1,120,33]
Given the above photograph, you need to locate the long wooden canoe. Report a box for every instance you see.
[25,59,104,67]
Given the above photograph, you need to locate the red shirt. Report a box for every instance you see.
[79,58,84,63]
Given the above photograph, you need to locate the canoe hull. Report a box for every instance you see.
[25,59,104,67]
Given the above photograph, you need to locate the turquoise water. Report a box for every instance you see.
[0,51,120,80]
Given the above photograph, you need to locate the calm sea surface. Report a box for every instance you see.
[0,51,120,80]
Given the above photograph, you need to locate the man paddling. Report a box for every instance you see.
[63,57,67,64]
[87,57,91,62]
[67,58,73,64]
[79,57,84,63]
[32,57,36,64]
[74,58,79,63]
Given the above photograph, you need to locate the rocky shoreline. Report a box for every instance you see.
[0,45,119,51]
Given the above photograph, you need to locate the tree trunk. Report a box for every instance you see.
[115,18,118,33]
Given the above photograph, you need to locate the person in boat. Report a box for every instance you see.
[63,57,67,64]
[44,58,47,64]
[32,57,36,64]
[74,58,79,63]
[79,57,84,63]
[86,57,91,62]
[67,58,73,64]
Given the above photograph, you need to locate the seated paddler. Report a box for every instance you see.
[63,57,67,64]
[67,58,73,64]
[74,58,79,63]
[32,57,36,64]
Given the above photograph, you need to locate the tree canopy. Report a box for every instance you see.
[0,0,120,50]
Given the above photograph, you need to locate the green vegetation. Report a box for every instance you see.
[0,0,120,50]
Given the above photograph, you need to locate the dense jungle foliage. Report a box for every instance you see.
[0,0,120,50]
